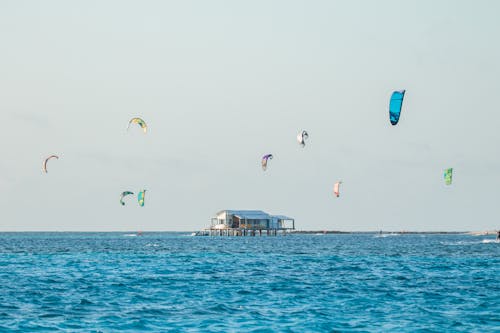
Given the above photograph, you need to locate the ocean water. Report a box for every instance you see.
[0,233,498,332]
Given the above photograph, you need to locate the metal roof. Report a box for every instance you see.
[272,215,294,221]
[216,210,293,221]
[232,211,271,220]
[223,210,267,216]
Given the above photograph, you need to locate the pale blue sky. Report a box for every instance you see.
[1,1,499,231]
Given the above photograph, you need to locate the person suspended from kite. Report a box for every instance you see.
[138,190,146,207]
[444,168,453,185]
[42,155,59,173]
[297,130,309,147]
[333,181,342,197]
[127,117,148,133]
[120,191,134,205]
[389,90,406,125]
[261,154,273,171]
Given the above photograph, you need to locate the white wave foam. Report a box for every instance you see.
[442,239,499,246]
[374,233,401,238]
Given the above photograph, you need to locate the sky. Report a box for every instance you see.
[1,0,499,231]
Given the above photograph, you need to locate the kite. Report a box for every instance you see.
[127,117,148,133]
[261,154,273,171]
[42,155,59,173]
[444,168,453,185]
[389,90,406,125]
[120,191,134,206]
[138,190,146,207]
[333,181,342,197]
[297,130,309,147]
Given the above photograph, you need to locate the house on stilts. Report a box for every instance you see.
[198,210,295,236]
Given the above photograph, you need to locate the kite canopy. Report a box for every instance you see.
[261,154,273,171]
[297,130,309,147]
[120,191,134,205]
[42,155,59,173]
[127,117,148,133]
[333,181,342,197]
[444,168,453,185]
[138,190,146,207]
[389,90,406,125]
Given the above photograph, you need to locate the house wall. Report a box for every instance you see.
[231,216,240,228]
[216,211,227,225]
[240,219,269,229]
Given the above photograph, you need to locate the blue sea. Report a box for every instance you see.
[0,233,498,332]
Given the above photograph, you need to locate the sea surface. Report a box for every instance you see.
[0,233,498,332]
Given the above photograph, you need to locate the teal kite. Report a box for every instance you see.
[138,190,146,207]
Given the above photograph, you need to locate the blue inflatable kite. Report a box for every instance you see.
[389,90,406,125]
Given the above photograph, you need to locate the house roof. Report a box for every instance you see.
[232,210,270,220]
[216,210,293,221]
[272,215,294,221]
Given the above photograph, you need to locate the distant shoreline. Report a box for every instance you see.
[290,230,497,235]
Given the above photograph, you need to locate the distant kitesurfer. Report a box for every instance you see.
[496,231,500,241]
